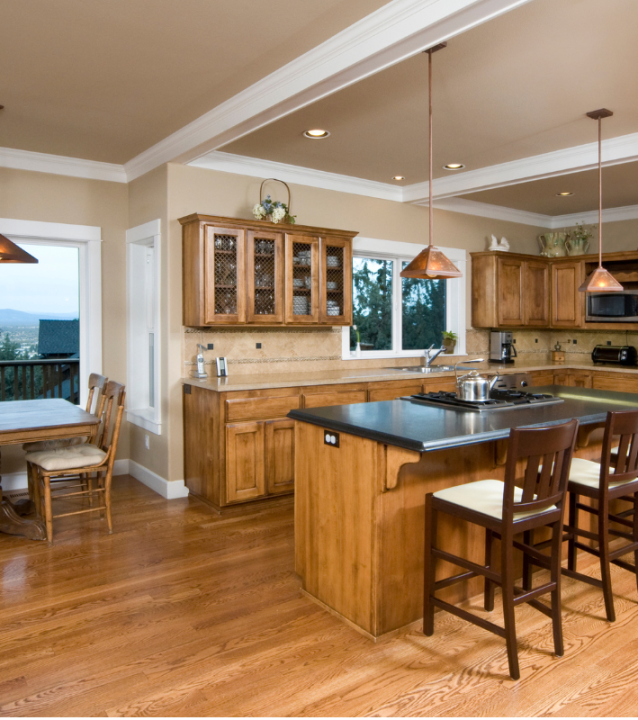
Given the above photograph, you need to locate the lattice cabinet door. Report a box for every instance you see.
[246,230,284,324]
[319,237,352,325]
[284,234,320,324]
[203,225,246,324]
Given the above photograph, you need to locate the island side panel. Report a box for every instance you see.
[376,441,502,636]
[294,421,378,635]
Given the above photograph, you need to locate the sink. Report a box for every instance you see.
[386,365,455,373]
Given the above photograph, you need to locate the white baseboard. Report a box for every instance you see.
[128,460,190,499]
[113,459,129,476]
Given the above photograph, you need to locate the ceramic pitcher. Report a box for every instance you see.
[538,232,568,257]
[565,236,590,256]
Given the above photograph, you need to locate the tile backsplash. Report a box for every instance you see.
[511,329,638,357]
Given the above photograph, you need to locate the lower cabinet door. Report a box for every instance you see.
[265,419,295,495]
[226,422,266,503]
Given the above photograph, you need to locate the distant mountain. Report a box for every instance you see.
[0,309,79,325]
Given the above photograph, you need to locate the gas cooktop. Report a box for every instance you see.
[406,389,564,412]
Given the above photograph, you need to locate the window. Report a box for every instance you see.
[126,220,161,434]
[342,238,465,359]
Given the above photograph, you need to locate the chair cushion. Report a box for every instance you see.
[23,437,85,452]
[433,479,557,521]
[26,445,106,471]
[569,457,637,490]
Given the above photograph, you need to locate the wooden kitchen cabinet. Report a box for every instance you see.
[497,256,524,327]
[592,372,638,394]
[551,261,583,328]
[265,419,295,495]
[368,381,423,402]
[226,422,265,503]
[524,261,550,326]
[181,214,356,327]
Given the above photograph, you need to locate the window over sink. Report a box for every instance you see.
[342,238,466,360]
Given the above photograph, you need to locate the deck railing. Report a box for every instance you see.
[0,359,80,404]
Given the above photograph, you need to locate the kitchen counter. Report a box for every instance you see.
[288,385,632,453]
[181,355,638,393]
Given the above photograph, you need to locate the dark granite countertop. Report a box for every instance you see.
[288,386,638,453]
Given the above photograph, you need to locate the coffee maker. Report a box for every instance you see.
[490,330,517,364]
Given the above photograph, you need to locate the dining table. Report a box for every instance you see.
[0,398,100,541]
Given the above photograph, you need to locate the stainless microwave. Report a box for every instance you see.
[586,291,638,322]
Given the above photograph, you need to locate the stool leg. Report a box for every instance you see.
[550,518,564,657]
[43,474,53,544]
[423,495,437,636]
[633,491,638,593]
[599,500,616,622]
[568,491,578,572]
[501,533,520,680]
[522,529,533,592]
[484,528,495,612]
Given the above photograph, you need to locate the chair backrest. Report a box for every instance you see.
[95,381,126,460]
[602,410,638,489]
[86,373,108,415]
[503,419,579,521]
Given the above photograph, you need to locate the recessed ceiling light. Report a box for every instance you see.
[392,175,405,181]
[556,191,574,196]
[443,163,465,170]
[304,128,330,139]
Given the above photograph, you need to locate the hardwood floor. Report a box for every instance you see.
[1,476,637,716]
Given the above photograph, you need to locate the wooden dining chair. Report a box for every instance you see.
[25,381,125,543]
[563,409,638,622]
[424,419,578,680]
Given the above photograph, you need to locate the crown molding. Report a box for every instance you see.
[403,132,638,203]
[432,197,553,227]
[124,0,531,181]
[0,146,126,183]
[551,204,638,228]
[188,151,402,202]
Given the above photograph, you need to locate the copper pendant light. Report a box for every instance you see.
[578,108,621,292]
[0,233,38,263]
[401,44,462,280]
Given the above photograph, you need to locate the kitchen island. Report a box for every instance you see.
[289,385,637,639]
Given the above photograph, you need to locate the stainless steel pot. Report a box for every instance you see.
[454,358,499,402]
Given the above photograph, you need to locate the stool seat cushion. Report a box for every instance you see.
[433,479,557,521]
[568,457,637,490]
[23,437,85,452]
[26,445,106,471]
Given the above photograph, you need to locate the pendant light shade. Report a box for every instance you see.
[578,108,621,293]
[0,234,38,263]
[401,45,462,281]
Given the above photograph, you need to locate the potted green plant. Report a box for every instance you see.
[442,330,458,354]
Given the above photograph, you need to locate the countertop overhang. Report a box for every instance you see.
[287,386,638,453]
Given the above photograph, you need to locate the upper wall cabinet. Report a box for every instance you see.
[181,214,357,327]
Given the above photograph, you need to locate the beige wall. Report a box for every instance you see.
[563,217,638,253]
[0,166,129,473]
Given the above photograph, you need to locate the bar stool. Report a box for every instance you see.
[563,409,638,622]
[424,419,578,680]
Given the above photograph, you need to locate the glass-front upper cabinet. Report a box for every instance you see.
[319,237,352,325]
[285,234,320,324]
[246,230,284,323]
[203,225,246,324]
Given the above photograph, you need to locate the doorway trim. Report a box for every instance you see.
[0,217,102,407]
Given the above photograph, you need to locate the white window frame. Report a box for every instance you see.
[126,219,161,434]
[0,217,102,407]
[342,237,466,360]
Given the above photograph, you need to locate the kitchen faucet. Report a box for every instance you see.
[423,344,446,368]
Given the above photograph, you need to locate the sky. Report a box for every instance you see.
[0,242,79,315]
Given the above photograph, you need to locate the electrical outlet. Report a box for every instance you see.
[607,340,612,346]
[256,343,262,349]
[207,343,214,350]
[324,430,340,447]
[573,339,577,345]
[145,434,150,450]
[535,338,538,343]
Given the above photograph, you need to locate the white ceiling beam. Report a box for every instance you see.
[0,146,127,183]
[404,132,638,203]
[124,0,532,181]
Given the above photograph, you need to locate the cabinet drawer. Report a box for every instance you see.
[225,395,300,422]
[368,382,423,402]
[424,377,457,394]
[529,372,554,387]
[593,375,638,394]
[302,390,367,408]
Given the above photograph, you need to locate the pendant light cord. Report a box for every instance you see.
[598,116,603,269]
[428,49,434,249]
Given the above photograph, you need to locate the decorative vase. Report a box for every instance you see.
[355,342,361,358]
[442,339,456,354]
[565,236,590,256]
[538,232,568,257]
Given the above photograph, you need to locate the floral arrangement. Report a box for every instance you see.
[572,222,593,243]
[253,195,296,224]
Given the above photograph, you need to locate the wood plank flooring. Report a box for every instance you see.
[1,476,638,716]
